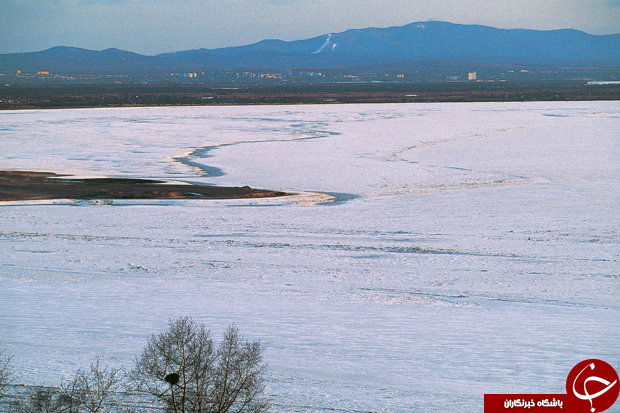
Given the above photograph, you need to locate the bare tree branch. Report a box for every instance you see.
[130,317,266,413]
[0,347,12,401]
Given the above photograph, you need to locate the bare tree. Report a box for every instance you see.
[12,359,122,413]
[131,317,266,413]
[213,327,265,413]
[16,387,68,413]
[0,347,12,400]
[60,358,122,413]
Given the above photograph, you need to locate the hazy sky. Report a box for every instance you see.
[2,0,619,55]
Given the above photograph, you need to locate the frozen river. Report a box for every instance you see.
[1,102,618,411]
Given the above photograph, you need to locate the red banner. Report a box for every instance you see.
[485,359,619,413]
[485,394,569,412]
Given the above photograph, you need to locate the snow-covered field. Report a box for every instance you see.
[0,102,618,411]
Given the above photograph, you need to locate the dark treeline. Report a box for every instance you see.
[1,81,619,110]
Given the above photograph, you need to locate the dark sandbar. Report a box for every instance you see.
[0,171,290,202]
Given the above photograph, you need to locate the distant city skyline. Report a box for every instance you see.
[2,0,619,55]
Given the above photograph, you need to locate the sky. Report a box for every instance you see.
[1,0,620,55]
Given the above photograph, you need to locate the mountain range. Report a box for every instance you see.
[2,21,619,74]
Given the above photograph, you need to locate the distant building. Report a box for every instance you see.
[468,71,477,81]
[298,71,322,78]
[37,71,50,75]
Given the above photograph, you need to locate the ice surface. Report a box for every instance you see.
[0,102,618,411]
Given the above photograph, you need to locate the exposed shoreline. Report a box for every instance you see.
[0,170,291,202]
